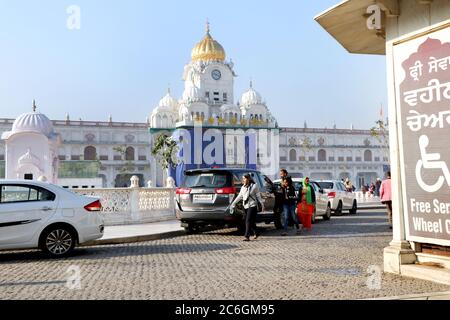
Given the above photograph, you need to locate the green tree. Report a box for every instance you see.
[151,134,179,170]
[370,119,390,162]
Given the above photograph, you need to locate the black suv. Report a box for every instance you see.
[175,168,277,233]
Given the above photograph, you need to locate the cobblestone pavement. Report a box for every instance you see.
[1,210,449,300]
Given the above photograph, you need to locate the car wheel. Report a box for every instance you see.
[350,201,358,215]
[335,201,343,216]
[184,224,200,234]
[40,226,76,257]
[323,205,331,221]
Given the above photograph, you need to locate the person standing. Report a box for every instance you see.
[297,177,316,231]
[274,169,290,229]
[375,178,382,197]
[281,177,301,236]
[380,172,393,229]
[230,174,264,241]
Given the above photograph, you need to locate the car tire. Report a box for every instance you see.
[323,205,331,221]
[350,201,358,215]
[335,201,343,216]
[40,226,76,257]
[184,224,200,234]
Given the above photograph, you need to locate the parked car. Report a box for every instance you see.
[273,178,332,224]
[175,168,277,233]
[315,180,357,215]
[0,180,104,257]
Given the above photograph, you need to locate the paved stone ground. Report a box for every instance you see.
[0,209,449,300]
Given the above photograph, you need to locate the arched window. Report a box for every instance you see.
[364,150,373,162]
[289,149,297,162]
[84,146,97,161]
[318,149,327,162]
[125,147,135,161]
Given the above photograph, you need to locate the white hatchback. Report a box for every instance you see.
[0,180,104,257]
[315,180,357,215]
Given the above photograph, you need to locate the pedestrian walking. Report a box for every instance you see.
[297,177,316,231]
[380,171,393,229]
[281,177,301,236]
[230,174,265,241]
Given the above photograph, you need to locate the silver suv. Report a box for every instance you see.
[175,169,276,233]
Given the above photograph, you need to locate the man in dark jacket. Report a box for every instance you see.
[274,169,290,229]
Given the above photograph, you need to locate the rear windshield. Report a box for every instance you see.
[183,172,230,188]
[317,182,334,189]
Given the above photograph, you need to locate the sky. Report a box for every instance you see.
[0,0,388,129]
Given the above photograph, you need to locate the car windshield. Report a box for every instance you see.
[183,172,229,188]
[317,182,334,189]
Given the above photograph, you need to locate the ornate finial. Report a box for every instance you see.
[167,85,171,95]
[32,100,36,112]
[206,19,210,34]
[66,113,70,121]
[250,78,253,89]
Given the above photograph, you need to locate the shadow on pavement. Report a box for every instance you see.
[0,242,239,263]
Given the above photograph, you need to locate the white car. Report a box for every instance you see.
[0,180,104,257]
[315,180,357,215]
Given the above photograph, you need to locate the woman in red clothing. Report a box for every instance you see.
[297,177,316,230]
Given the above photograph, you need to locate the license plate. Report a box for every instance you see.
[193,194,214,203]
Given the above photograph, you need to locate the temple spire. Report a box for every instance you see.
[206,19,210,34]
[32,99,36,112]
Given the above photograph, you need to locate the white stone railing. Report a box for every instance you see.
[355,191,382,204]
[72,178,176,226]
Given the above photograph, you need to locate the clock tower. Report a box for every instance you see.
[182,22,236,109]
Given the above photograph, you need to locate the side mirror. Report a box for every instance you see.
[319,189,324,194]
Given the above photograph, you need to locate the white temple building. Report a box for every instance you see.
[1,101,61,183]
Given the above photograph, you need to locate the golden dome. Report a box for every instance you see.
[191,22,226,62]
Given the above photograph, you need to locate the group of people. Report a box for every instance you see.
[230,169,316,242]
[230,169,393,241]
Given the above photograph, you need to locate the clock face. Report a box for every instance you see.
[211,69,221,80]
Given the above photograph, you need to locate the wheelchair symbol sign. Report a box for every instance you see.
[416,135,450,193]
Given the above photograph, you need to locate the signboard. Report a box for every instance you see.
[393,22,450,246]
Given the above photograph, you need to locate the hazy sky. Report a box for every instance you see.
[0,0,387,129]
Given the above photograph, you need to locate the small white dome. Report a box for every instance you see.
[12,109,54,137]
[158,91,179,111]
[240,83,263,107]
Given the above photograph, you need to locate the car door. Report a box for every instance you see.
[338,182,352,209]
[312,182,327,214]
[0,184,57,246]
[256,173,275,214]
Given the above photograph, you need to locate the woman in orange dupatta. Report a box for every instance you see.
[297,177,316,230]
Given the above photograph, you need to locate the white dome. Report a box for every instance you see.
[12,109,54,137]
[158,91,179,111]
[240,84,263,107]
